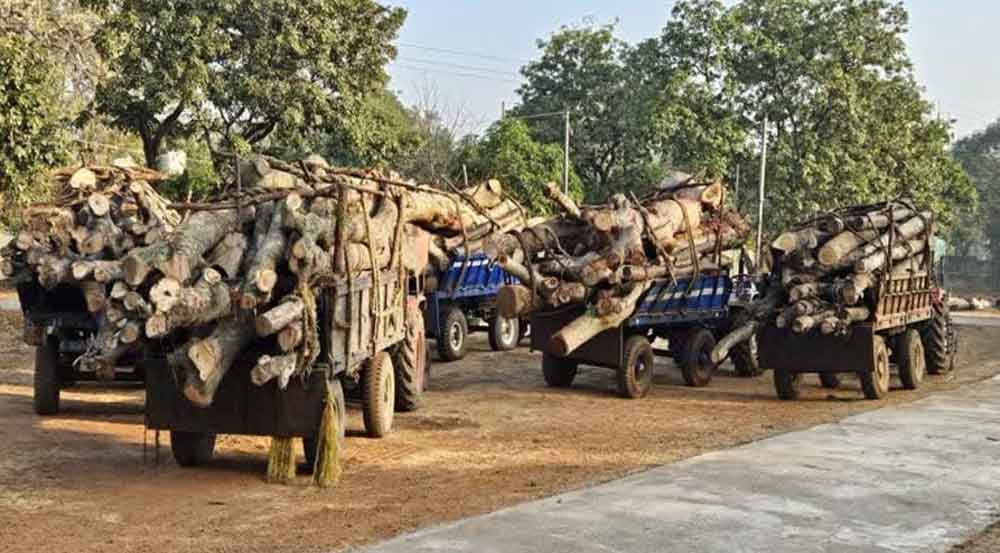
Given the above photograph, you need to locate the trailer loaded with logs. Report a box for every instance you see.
[2,156,522,484]
[489,177,758,398]
[712,200,958,400]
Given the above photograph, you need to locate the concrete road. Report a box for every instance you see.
[954,314,1000,328]
[365,378,1000,553]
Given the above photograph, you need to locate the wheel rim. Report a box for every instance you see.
[875,347,890,393]
[500,318,516,344]
[912,338,926,384]
[634,356,648,383]
[449,321,463,351]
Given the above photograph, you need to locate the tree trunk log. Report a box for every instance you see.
[251,352,299,389]
[550,282,650,356]
[183,317,257,408]
[256,297,304,336]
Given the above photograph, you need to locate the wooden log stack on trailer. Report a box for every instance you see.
[2,156,526,486]
[486,175,755,397]
[711,200,958,400]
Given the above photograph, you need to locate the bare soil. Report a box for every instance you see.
[1,311,999,553]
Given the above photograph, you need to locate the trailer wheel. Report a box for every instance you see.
[33,338,61,415]
[436,305,467,362]
[542,353,578,388]
[819,373,842,389]
[303,379,347,468]
[362,351,395,438]
[922,298,956,374]
[518,320,530,344]
[170,431,216,467]
[618,335,654,399]
[488,316,520,352]
[680,328,717,387]
[773,369,802,400]
[859,336,890,400]
[395,300,427,412]
[897,329,925,390]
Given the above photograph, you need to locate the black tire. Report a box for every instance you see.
[773,369,802,400]
[922,298,956,374]
[436,305,467,362]
[859,336,890,400]
[680,328,717,388]
[33,339,61,415]
[170,431,216,467]
[487,316,519,352]
[542,353,578,388]
[303,379,347,468]
[617,335,654,399]
[819,373,842,389]
[394,300,427,412]
[897,328,926,390]
[518,320,529,344]
[361,351,395,438]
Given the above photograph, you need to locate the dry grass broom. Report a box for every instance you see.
[312,381,342,488]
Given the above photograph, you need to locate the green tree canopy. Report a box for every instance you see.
[84,0,406,165]
[952,118,1000,257]
[456,118,582,215]
[0,32,67,215]
[513,24,663,202]
[657,0,975,232]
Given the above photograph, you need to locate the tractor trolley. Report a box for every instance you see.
[424,253,526,361]
[531,266,762,399]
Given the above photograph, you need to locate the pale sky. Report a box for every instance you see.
[386,0,999,139]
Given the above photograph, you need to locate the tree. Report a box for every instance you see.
[953,118,1000,258]
[84,0,406,165]
[0,32,67,217]
[456,119,582,215]
[514,24,664,202]
[657,0,975,233]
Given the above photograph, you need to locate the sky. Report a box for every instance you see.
[385,0,999,139]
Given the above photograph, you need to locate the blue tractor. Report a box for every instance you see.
[424,253,525,361]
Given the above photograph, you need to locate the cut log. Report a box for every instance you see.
[550,282,650,356]
[256,297,304,337]
[149,277,183,313]
[184,318,256,408]
[240,201,287,308]
[846,207,913,231]
[87,193,110,217]
[278,323,304,352]
[854,238,927,274]
[80,280,106,313]
[110,281,130,300]
[710,320,757,364]
[251,352,299,389]
[816,229,880,268]
[772,228,828,254]
[145,272,233,338]
[158,207,250,283]
[497,284,538,319]
[206,232,249,279]
[543,181,581,218]
[123,242,171,286]
[69,168,97,190]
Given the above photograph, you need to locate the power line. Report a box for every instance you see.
[396,56,519,77]
[391,63,522,84]
[396,42,532,65]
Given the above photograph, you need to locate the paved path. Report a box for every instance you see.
[365,378,1000,553]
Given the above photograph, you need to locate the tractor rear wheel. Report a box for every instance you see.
[922,298,956,374]
[394,299,427,412]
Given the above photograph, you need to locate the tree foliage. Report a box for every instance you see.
[84,0,406,164]
[952,118,1000,257]
[657,0,974,233]
[0,32,67,217]
[457,119,582,215]
[514,24,663,202]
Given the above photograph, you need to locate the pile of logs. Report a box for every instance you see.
[489,177,750,356]
[711,201,933,363]
[2,156,524,406]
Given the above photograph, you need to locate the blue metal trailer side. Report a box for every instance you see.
[424,253,524,361]
[530,269,761,398]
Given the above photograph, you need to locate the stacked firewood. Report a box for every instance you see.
[711,201,933,363]
[2,156,523,406]
[489,177,750,356]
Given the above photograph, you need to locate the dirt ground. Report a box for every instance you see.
[2,311,999,553]
[952,521,1000,553]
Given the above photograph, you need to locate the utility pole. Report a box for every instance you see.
[563,110,571,195]
[755,114,769,273]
